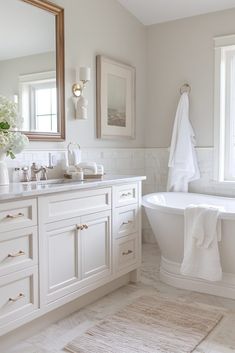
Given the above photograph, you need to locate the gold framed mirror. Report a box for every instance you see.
[0,0,65,141]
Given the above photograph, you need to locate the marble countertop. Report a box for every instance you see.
[0,175,146,201]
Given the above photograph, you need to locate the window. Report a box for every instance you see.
[214,35,235,181]
[19,71,57,133]
[33,82,57,132]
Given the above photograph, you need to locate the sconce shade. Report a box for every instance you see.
[80,67,91,81]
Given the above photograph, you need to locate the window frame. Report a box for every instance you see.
[19,71,57,133]
[33,81,57,132]
[214,34,235,182]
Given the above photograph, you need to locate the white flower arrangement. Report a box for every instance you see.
[0,95,28,159]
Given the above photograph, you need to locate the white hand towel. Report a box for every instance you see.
[68,147,81,166]
[73,149,82,166]
[167,92,200,192]
[77,162,97,175]
[180,204,223,282]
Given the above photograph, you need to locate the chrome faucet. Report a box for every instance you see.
[31,163,48,181]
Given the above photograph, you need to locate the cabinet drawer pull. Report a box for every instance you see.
[122,220,133,226]
[5,212,24,220]
[9,293,25,302]
[76,225,84,230]
[122,250,133,256]
[76,224,89,230]
[121,192,132,198]
[8,250,25,258]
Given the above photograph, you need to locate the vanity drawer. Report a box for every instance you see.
[0,268,38,329]
[0,199,37,233]
[114,183,138,207]
[117,234,138,271]
[39,188,111,223]
[114,204,139,239]
[0,227,38,277]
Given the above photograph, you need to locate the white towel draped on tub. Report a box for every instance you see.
[180,204,222,282]
[167,92,200,192]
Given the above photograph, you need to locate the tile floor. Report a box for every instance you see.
[7,244,235,353]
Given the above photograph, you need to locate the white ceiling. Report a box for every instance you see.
[117,0,235,25]
[0,0,55,61]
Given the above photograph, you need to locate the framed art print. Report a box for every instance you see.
[96,55,135,139]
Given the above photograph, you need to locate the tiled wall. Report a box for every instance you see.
[6,148,145,182]
[6,150,68,182]
[142,147,215,242]
[7,146,235,243]
[144,148,216,194]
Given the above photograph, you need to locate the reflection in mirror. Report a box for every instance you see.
[19,71,57,132]
[0,0,65,140]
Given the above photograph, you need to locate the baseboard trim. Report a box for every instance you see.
[160,256,235,300]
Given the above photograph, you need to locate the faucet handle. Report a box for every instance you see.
[40,166,48,181]
[21,166,30,182]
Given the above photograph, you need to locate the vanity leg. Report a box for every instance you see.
[130,269,141,283]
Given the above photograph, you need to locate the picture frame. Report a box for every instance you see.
[96,55,135,139]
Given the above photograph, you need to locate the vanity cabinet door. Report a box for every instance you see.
[43,218,82,304]
[80,211,112,284]
[43,212,112,304]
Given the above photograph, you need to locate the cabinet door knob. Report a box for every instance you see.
[8,250,25,258]
[9,293,25,302]
[83,224,89,229]
[76,225,84,230]
[122,250,133,256]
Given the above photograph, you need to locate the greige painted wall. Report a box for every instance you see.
[146,8,235,148]
[40,0,147,149]
[5,1,235,152]
[0,52,55,99]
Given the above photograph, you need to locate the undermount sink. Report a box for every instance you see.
[21,179,82,186]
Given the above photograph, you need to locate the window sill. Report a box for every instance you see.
[210,179,235,189]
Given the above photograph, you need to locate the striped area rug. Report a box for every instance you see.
[64,295,223,353]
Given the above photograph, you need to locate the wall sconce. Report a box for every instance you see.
[72,67,91,120]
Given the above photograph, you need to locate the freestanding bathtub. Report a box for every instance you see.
[142,192,235,299]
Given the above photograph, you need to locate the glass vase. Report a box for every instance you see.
[0,152,9,185]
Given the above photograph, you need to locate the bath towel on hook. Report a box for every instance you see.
[167,85,200,192]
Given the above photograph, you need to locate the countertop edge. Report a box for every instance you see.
[0,175,146,201]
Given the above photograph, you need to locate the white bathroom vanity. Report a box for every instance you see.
[0,175,145,337]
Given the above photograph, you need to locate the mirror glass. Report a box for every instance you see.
[0,0,65,140]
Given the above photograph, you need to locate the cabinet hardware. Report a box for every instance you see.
[8,250,25,258]
[122,250,133,256]
[122,220,133,226]
[76,224,89,230]
[76,225,84,230]
[121,192,132,198]
[5,212,24,220]
[8,293,25,302]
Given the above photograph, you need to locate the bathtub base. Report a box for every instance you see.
[160,256,235,300]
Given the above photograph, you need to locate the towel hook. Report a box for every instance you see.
[180,83,191,95]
